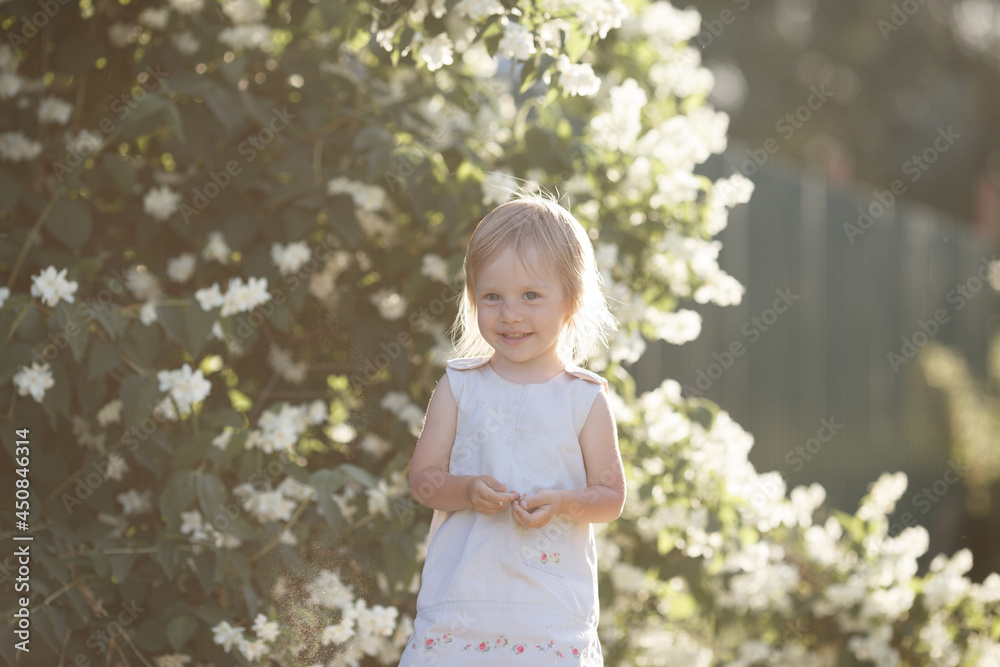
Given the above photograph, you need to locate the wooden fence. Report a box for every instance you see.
[633,153,999,525]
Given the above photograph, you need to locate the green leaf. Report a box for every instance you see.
[119,373,161,433]
[100,153,137,196]
[205,87,246,135]
[156,533,177,579]
[54,300,90,364]
[87,336,122,379]
[157,302,217,358]
[160,471,199,524]
[110,553,138,582]
[382,532,416,585]
[196,472,226,523]
[166,615,197,652]
[45,196,92,249]
[310,468,347,526]
[0,343,34,387]
[0,167,20,212]
[91,304,128,340]
[340,463,378,488]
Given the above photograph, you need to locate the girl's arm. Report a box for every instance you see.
[514,389,626,526]
[408,374,519,513]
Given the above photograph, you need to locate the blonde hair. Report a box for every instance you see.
[449,193,617,366]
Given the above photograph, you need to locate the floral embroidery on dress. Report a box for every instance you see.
[414,633,454,651]
[540,551,561,565]
[443,635,587,659]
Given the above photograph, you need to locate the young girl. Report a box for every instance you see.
[400,195,626,666]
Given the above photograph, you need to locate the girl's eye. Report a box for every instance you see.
[484,293,500,301]
[524,292,539,300]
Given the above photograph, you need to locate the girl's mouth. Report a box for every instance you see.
[501,332,532,343]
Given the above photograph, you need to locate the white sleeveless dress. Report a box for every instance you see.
[398,356,608,666]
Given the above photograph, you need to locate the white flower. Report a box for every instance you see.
[321,620,354,645]
[157,363,212,416]
[220,276,270,317]
[421,254,450,283]
[218,24,271,51]
[139,300,159,326]
[124,265,161,300]
[95,404,123,431]
[194,283,225,311]
[577,0,629,38]
[268,345,308,384]
[252,613,280,642]
[0,131,43,162]
[858,472,909,523]
[14,362,54,403]
[144,185,181,222]
[180,510,204,536]
[326,422,356,443]
[239,638,268,661]
[370,289,406,320]
[418,32,454,71]
[117,489,152,515]
[239,488,296,522]
[38,96,73,124]
[558,57,601,96]
[171,31,200,56]
[212,429,233,450]
[138,7,170,30]
[153,655,192,667]
[169,0,203,14]
[108,22,142,48]
[498,21,535,60]
[211,620,245,653]
[203,231,232,264]
[222,0,265,24]
[327,177,387,213]
[309,569,355,609]
[105,452,129,481]
[923,549,973,610]
[0,286,9,309]
[646,308,702,345]
[166,253,197,283]
[360,433,392,457]
[0,73,22,99]
[271,241,312,276]
[30,266,78,307]
[455,0,504,21]
[307,399,327,425]
[66,129,102,156]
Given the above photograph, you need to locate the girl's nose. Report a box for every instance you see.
[500,302,522,321]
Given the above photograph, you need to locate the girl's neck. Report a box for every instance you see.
[487,354,566,385]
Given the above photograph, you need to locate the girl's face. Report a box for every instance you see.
[475,245,568,379]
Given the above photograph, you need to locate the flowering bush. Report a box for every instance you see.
[0,0,998,665]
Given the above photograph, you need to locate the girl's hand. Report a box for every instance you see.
[467,475,519,515]
[512,490,564,529]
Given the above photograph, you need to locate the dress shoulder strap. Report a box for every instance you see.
[445,356,491,370]
[564,365,608,391]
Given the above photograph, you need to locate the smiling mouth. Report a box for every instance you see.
[501,333,531,339]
